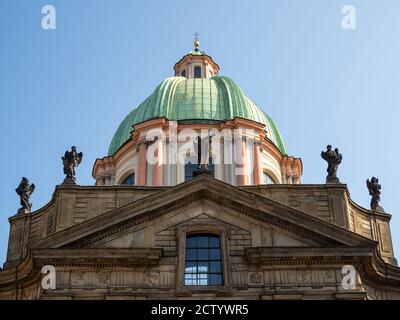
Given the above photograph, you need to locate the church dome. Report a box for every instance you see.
[108,76,287,156]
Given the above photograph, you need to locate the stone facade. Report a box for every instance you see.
[1,175,399,300]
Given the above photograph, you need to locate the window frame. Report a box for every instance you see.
[184,234,223,286]
[176,224,231,295]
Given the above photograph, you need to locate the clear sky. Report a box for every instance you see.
[0,0,399,266]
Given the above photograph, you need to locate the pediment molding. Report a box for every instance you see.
[30,176,376,250]
[202,196,331,246]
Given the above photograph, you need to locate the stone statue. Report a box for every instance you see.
[15,177,35,213]
[62,146,83,184]
[321,145,342,183]
[192,133,211,177]
[366,177,384,212]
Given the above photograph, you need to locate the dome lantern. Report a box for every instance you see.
[174,33,220,79]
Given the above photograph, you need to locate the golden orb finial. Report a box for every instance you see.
[194,32,200,51]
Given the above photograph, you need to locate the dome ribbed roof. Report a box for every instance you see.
[108,76,286,155]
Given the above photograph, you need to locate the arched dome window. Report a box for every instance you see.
[263,172,275,184]
[185,162,197,182]
[185,159,215,182]
[194,66,202,78]
[181,70,186,78]
[121,173,135,185]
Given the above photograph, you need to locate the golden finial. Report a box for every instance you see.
[194,32,200,51]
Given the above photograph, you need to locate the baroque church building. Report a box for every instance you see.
[1,39,399,300]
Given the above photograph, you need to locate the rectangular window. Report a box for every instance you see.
[184,234,223,286]
[185,160,215,182]
[194,66,202,78]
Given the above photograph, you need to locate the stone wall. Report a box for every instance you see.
[244,184,397,265]
[5,186,168,269]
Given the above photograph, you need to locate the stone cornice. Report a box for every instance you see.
[0,248,162,292]
[31,248,162,267]
[174,54,220,75]
[245,246,372,266]
[245,246,400,287]
[347,195,392,219]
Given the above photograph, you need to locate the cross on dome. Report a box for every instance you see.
[194,32,200,51]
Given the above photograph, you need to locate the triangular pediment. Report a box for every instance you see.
[95,211,313,249]
[31,175,376,250]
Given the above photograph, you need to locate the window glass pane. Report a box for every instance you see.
[197,236,209,247]
[198,273,208,280]
[263,172,275,184]
[209,237,220,248]
[210,249,221,260]
[186,237,196,248]
[210,261,221,273]
[185,161,215,181]
[197,249,209,260]
[197,262,209,273]
[185,274,193,281]
[194,66,201,78]
[186,249,196,260]
[210,274,222,286]
[199,273,208,286]
[185,275,195,286]
[185,261,196,273]
[185,162,197,181]
[122,174,135,185]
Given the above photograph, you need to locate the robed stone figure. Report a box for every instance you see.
[321,145,342,183]
[62,146,83,184]
[15,177,35,213]
[366,177,384,212]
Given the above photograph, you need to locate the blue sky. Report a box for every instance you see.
[0,0,399,265]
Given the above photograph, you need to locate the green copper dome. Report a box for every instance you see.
[108,76,286,156]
